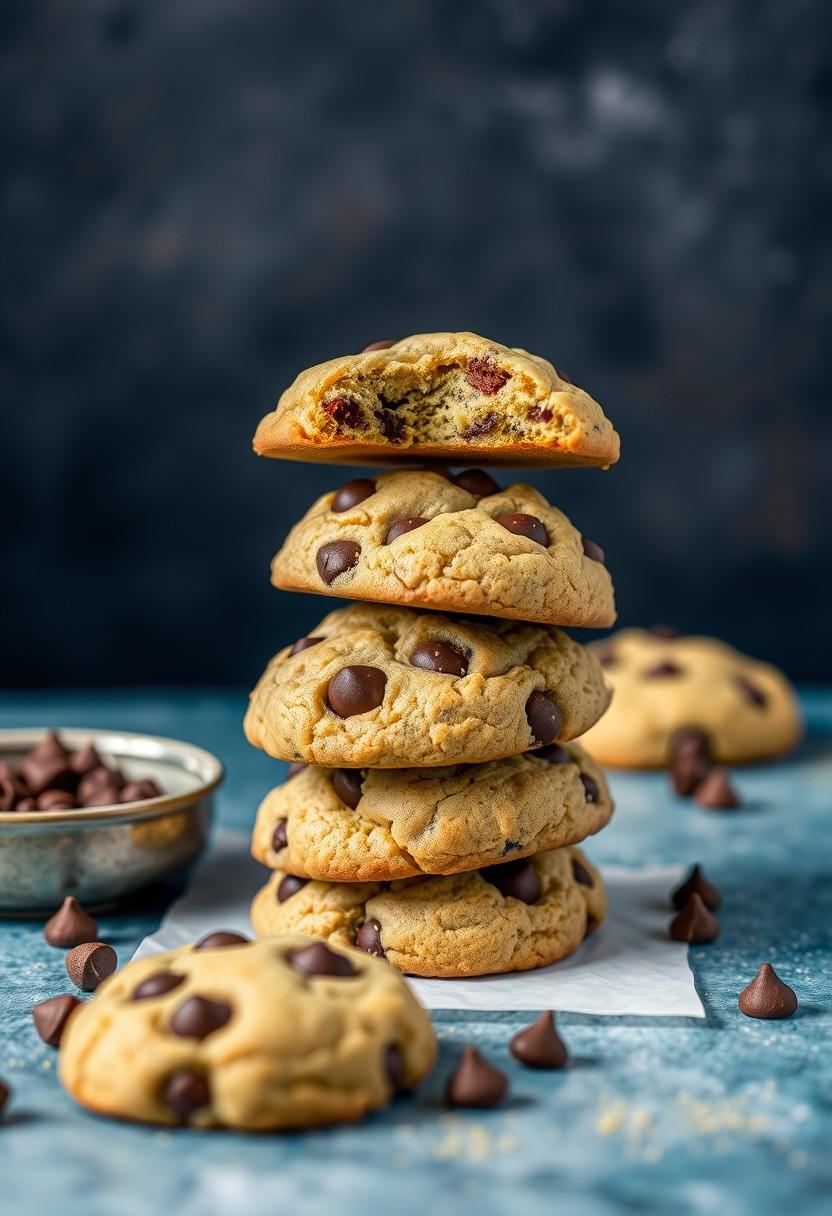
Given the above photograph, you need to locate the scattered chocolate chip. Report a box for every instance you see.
[194,931,249,950]
[580,774,600,803]
[734,675,768,708]
[738,963,798,1019]
[669,893,720,944]
[451,468,500,496]
[535,742,571,764]
[288,942,356,977]
[37,789,76,811]
[495,512,549,547]
[461,411,499,439]
[331,478,376,513]
[672,865,722,912]
[362,339,397,352]
[277,875,308,902]
[323,396,364,431]
[581,537,605,564]
[69,743,101,776]
[290,636,324,657]
[378,410,406,442]
[356,918,385,957]
[465,358,510,396]
[695,768,740,810]
[409,640,469,677]
[525,691,562,746]
[170,995,232,1040]
[644,661,684,679]
[32,994,80,1046]
[44,896,97,948]
[120,779,162,803]
[385,1044,405,1092]
[332,769,363,808]
[66,941,117,992]
[0,1078,10,1116]
[446,1045,508,1108]
[287,762,307,779]
[650,624,679,639]
[669,727,713,797]
[132,971,186,1001]
[571,858,594,887]
[510,1011,568,1069]
[272,819,288,851]
[481,858,542,904]
[163,1070,211,1122]
[385,516,428,544]
[316,540,361,584]
[327,666,387,717]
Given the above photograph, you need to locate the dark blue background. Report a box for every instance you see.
[2,0,830,687]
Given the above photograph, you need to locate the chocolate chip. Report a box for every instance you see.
[194,931,249,950]
[385,1044,405,1092]
[525,691,562,746]
[527,404,553,422]
[0,1079,10,1117]
[495,512,549,547]
[331,477,376,513]
[451,468,500,496]
[572,858,594,887]
[695,768,740,810]
[409,641,469,677]
[290,635,325,657]
[461,411,499,439]
[535,742,572,764]
[66,941,117,991]
[277,875,308,902]
[163,1070,211,1122]
[272,819,288,851]
[645,661,684,679]
[734,675,768,708]
[385,516,428,544]
[580,774,600,803]
[132,971,186,1001]
[69,743,101,776]
[509,1011,568,1069]
[170,995,232,1040]
[32,994,80,1046]
[481,858,542,904]
[356,918,385,957]
[669,727,713,797]
[502,839,521,854]
[323,396,364,431]
[120,779,162,803]
[288,942,356,977]
[19,732,75,797]
[378,410,406,442]
[362,339,397,352]
[669,893,720,944]
[37,789,76,811]
[465,358,510,396]
[738,963,798,1019]
[78,765,124,805]
[316,540,361,584]
[332,769,363,808]
[80,784,122,808]
[597,648,617,668]
[326,666,387,717]
[581,537,605,564]
[286,762,307,779]
[671,865,722,912]
[16,798,36,811]
[44,896,98,948]
[0,760,23,811]
[446,1045,508,1108]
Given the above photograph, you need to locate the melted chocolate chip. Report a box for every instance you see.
[580,774,600,803]
[461,411,499,439]
[581,537,606,564]
[194,931,249,950]
[272,819,288,851]
[316,540,361,584]
[170,995,232,1041]
[378,410,405,442]
[132,972,186,1001]
[525,691,562,746]
[409,640,469,677]
[495,512,549,547]
[446,1045,508,1108]
[527,405,553,423]
[332,769,363,809]
[465,358,510,396]
[451,468,500,496]
[510,1011,568,1070]
[535,743,571,764]
[290,636,324,656]
[571,858,594,887]
[326,666,387,717]
[355,918,385,957]
[644,661,684,679]
[734,675,768,708]
[385,516,428,544]
[323,396,364,431]
[331,478,376,512]
[288,942,356,977]
[277,875,308,902]
[163,1070,211,1121]
[738,963,798,1019]
[481,858,542,904]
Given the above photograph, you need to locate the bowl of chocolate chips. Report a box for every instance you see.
[0,729,223,913]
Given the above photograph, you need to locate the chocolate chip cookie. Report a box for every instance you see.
[58,933,436,1130]
[253,331,619,468]
[244,603,611,768]
[251,846,606,977]
[581,628,803,767]
[252,743,613,882]
[271,469,615,628]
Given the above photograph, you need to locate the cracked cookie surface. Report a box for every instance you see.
[243,603,611,768]
[58,933,435,1130]
[251,846,606,977]
[272,469,616,628]
[581,628,803,767]
[252,742,613,882]
[253,331,619,468]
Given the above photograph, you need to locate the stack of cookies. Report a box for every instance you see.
[244,332,620,978]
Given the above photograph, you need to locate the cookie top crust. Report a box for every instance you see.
[251,742,613,882]
[251,846,607,978]
[271,469,616,629]
[243,603,612,769]
[58,933,436,1131]
[580,628,803,768]
[253,332,619,468]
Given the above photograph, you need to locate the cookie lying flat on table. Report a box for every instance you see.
[251,846,606,978]
[58,933,435,1131]
[271,469,615,629]
[581,628,802,768]
[252,331,619,468]
[252,743,613,882]
[244,603,611,769]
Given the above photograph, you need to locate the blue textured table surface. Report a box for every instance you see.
[2,690,830,1216]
